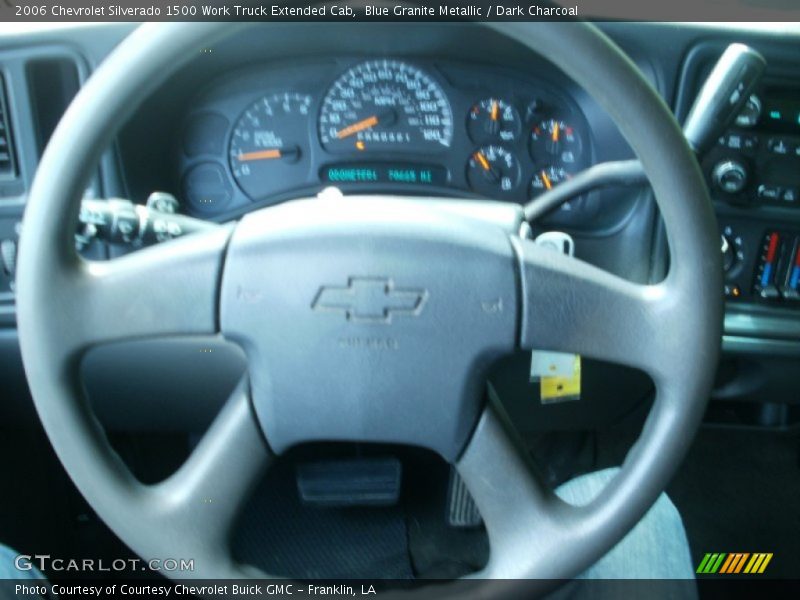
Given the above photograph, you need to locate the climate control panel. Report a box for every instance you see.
[752,230,800,302]
[720,218,800,308]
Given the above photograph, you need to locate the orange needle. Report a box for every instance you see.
[474,151,491,171]
[336,115,379,139]
[541,170,553,190]
[237,149,282,162]
[490,101,499,121]
[551,122,560,143]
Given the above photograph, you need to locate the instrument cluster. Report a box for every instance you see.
[177,58,594,223]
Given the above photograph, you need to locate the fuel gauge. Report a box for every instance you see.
[467,98,521,143]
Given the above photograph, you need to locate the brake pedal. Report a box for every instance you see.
[296,457,401,508]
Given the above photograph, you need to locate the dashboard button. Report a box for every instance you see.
[719,133,757,152]
[784,288,800,301]
[734,94,762,128]
[760,286,780,299]
[724,283,741,299]
[757,184,782,201]
[767,137,793,155]
[182,162,233,214]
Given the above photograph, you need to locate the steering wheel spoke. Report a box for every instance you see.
[517,236,678,379]
[114,380,273,578]
[148,378,271,576]
[457,405,572,579]
[59,224,233,355]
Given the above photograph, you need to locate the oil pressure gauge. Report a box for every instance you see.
[530,165,571,197]
[530,166,579,211]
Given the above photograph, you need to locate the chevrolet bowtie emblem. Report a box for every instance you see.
[312,277,427,323]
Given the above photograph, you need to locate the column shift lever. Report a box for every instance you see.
[682,43,766,155]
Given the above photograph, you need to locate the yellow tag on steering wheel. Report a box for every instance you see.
[540,355,582,403]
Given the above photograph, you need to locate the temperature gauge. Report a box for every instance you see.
[530,118,583,166]
[467,98,521,143]
[467,145,521,197]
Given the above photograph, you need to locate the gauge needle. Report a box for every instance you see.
[336,115,379,139]
[474,151,491,171]
[474,151,500,182]
[237,147,299,162]
[541,170,553,190]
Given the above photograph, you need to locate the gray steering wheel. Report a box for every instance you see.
[16,22,722,585]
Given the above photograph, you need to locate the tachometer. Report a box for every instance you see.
[318,60,453,153]
[229,92,312,200]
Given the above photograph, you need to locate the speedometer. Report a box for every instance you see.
[318,60,453,154]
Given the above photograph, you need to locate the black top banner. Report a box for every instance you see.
[2,0,800,22]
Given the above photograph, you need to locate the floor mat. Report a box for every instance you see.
[233,459,414,579]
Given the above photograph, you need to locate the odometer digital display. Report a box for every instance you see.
[321,163,448,186]
[318,60,453,154]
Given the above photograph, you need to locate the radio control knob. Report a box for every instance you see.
[712,160,748,194]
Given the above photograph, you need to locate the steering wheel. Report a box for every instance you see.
[16,22,721,586]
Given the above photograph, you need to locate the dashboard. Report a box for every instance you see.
[1,22,800,433]
[177,57,594,223]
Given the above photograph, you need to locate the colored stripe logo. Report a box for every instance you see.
[696,552,773,574]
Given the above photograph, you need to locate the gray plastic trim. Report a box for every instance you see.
[725,306,800,340]
[722,335,800,356]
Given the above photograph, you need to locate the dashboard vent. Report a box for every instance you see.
[26,58,79,157]
[0,76,16,180]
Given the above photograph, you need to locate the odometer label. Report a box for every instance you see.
[325,167,379,183]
